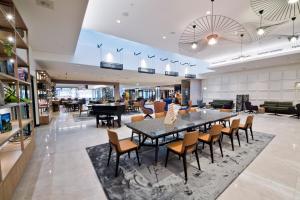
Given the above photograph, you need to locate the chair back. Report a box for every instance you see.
[182,131,199,154]
[178,109,188,115]
[140,100,153,114]
[131,115,144,123]
[189,107,197,113]
[230,119,240,134]
[245,101,252,110]
[220,108,232,112]
[245,115,254,128]
[154,101,166,113]
[155,112,165,118]
[107,129,120,152]
[208,124,223,141]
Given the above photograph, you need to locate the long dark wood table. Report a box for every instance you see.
[91,103,125,127]
[125,109,237,163]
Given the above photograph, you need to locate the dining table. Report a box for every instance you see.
[125,109,238,163]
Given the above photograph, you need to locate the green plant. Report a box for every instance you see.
[3,40,14,57]
[4,86,18,103]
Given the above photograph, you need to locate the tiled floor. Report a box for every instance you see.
[12,111,300,200]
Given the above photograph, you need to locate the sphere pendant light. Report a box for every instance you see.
[207,0,218,46]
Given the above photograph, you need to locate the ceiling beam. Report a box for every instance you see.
[52,79,118,86]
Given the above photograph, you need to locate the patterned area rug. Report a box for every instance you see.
[86,132,274,200]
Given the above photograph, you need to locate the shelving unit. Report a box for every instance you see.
[36,70,53,125]
[0,1,35,200]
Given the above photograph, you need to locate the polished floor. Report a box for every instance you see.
[13,111,300,200]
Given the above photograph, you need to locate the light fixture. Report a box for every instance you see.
[257,10,265,36]
[116,19,121,24]
[206,11,211,15]
[191,25,198,49]
[162,35,167,39]
[9,58,15,63]
[288,0,299,4]
[207,34,218,45]
[7,36,14,43]
[6,13,13,21]
[207,0,218,46]
[240,33,244,60]
[289,17,299,43]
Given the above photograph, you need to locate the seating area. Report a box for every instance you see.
[6,1,300,200]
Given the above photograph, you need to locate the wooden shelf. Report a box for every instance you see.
[0,29,28,49]
[0,71,17,81]
[0,137,32,180]
[0,121,19,146]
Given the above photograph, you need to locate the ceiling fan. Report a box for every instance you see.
[256,10,288,36]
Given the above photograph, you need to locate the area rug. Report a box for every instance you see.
[86,132,274,200]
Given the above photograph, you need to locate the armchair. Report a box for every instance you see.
[140,100,154,118]
[244,101,258,113]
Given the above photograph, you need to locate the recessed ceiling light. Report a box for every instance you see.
[257,28,265,36]
[206,11,211,15]
[6,14,13,21]
[116,19,121,24]
[162,36,167,39]
[9,58,15,63]
[288,0,299,4]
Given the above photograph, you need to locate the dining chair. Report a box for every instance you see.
[198,124,223,163]
[219,108,232,127]
[107,129,140,177]
[154,101,166,113]
[130,115,144,144]
[165,131,201,183]
[221,119,240,151]
[155,112,166,118]
[189,107,197,112]
[178,109,188,115]
[239,115,254,143]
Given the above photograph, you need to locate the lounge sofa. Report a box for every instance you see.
[260,101,295,115]
[210,100,234,109]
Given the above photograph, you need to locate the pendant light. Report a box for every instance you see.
[290,17,298,43]
[240,33,244,59]
[207,0,218,45]
[191,25,198,49]
[257,10,265,36]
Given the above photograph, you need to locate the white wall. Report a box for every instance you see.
[202,63,300,105]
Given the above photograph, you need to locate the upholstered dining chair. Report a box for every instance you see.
[239,115,254,143]
[165,131,201,183]
[107,129,140,177]
[154,101,166,114]
[219,108,232,127]
[198,124,223,163]
[130,115,144,144]
[221,119,241,151]
[155,112,166,118]
[189,107,197,113]
[140,100,154,118]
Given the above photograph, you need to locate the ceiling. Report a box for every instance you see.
[83,0,300,61]
[15,0,88,55]
[37,60,182,87]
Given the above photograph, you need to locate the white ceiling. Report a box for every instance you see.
[15,0,88,55]
[37,60,182,87]
[83,0,300,61]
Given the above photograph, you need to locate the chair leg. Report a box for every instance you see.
[250,127,254,140]
[228,120,231,127]
[209,142,214,163]
[182,153,188,183]
[135,149,141,166]
[128,152,131,158]
[230,135,234,151]
[138,134,141,144]
[202,142,205,149]
[236,131,241,147]
[218,140,223,157]
[165,149,169,167]
[245,129,249,143]
[115,154,120,177]
[195,149,201,170]
[107,145,112,166]
[131,132,134,141]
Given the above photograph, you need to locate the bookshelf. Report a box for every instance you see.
[0,1,35,200]
[36,70,53,125]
